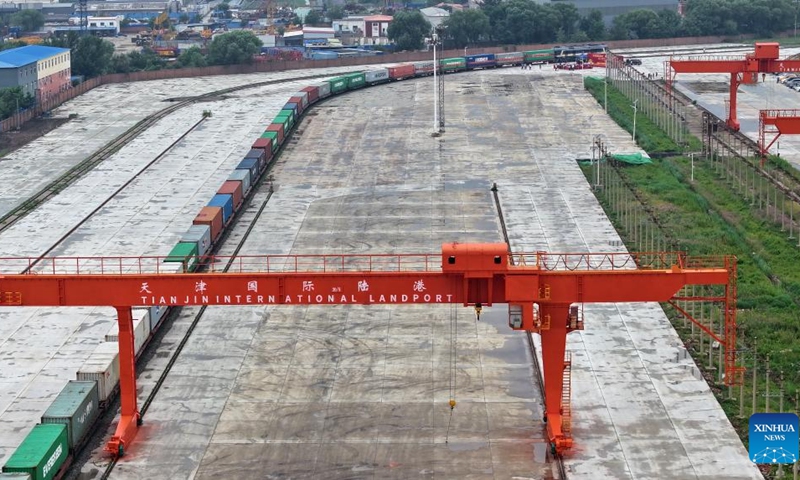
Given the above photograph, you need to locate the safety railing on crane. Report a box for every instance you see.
[0,251,737,276]
[669,54,747,63]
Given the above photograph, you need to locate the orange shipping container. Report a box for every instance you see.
[218,180,244,209]
[194,206,224,242]
[388,64,415,80]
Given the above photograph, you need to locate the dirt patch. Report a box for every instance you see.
[0,117,70,158]
[683,81,730,94]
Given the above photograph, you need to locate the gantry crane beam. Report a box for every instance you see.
[666,43,800,131]
[759,109,800,164]
[0,243,741,457]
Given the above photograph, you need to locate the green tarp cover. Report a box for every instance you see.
[610,153,652,164]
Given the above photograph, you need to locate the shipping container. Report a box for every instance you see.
[524,49,554,64]
[316,82,332,98]
[343,72,366,90]
[274,113,294,131]
[104,308,151,356]
[236,158,259,185]
[77,342,119,402]
[465,53,496,69]
[228,169,252,195]
[496,52,524,66]
[440,57,466,72]
[300,86,318,103]
[365,69,389,85]
[260,130,281,149]
[388,64,415,80]
[413,61,436,76]
[327,76,347,94]
[245,148,267,171]
[266,123,285,144]
[208,194,234,224]
[41,381,99,451]
[251,137,274,155]
[279,108,295,124]
[2,424,68,480]
[218,181,244,210]
[180,224,213,258]
[148,305,168,332]
[289,92,308,109]
[283,102,299,117]
[193,206,223,242]
[164,242,199,272]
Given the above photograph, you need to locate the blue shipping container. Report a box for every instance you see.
[284,102,299,114]
[208,194,234,224]
[465,53,497,69]
[237,157,259,180]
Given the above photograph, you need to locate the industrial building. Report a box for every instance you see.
[0,45,70,99]
[533,0,679,23]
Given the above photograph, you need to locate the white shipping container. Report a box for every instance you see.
[149,305,169,332]
[104,308,151,357]
[291,91,309,108]
[316,82,331,98]
[77,342,120,402]
[365,69,389,84]
[228,169,251,195]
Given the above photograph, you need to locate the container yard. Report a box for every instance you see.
[0,45,779,479]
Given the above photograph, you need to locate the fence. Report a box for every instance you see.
[0,34,765,133]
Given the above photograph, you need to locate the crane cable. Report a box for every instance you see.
[446,288,457,444]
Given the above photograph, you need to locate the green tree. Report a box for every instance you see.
[291,13,302,26]
[0,86,34,119]
[110,54,132,73]
[387,11,431,51]
[579,10,605,41]
[10,10,44,33]
[327,5,344,20]
[0,40,28,51]
[127,49,165,71]
[442,9,489,48]
[552,2,580,39]
[71,36,114,78]
[207,30,262,65]
[177,46,208,68]
[305,9,322,25]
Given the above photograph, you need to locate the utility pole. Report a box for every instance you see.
[430,31,440,137]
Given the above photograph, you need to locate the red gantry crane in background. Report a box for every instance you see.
[667,43,800,131]
[758,109,800,165]
[0,243,744,457]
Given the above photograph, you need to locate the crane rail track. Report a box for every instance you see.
[491,183,568,480]
[0,69,356,236]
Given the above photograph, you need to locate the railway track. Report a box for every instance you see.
[491,183,568,480]
[0,69,359,236]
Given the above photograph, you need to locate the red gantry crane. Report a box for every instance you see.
[667,43,800,131]
[758,109,800,164]
[0,243,743,457]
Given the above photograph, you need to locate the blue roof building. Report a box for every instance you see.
[0,46,72,99]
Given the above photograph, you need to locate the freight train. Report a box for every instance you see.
[1,47,606,477]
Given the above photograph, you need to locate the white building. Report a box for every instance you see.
[420,7,449,29]
[332,16,365,36]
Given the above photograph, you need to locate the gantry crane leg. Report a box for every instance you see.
[727,73,741,131]
[105,307,141,457]
[539,303,573,454]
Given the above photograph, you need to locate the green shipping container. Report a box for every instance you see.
[2,424,68,480]
[343,72,365,89]
[440,58,466,71]
[260,131,279,151]
[164,242,199,272]
[524,49,554,63]
[279,109,295,124]
[41,381,99,451]
[274,114,293,131]
[327,77,347,94]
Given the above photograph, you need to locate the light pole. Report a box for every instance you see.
[631,99,639,142]
[430,32,441,136]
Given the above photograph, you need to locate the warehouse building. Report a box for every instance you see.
[0,45,71,99]
[533,0,679,23]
